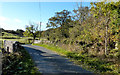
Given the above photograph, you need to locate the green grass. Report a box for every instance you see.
[2,32,16,36]
[0,31,39,44]
[0,37,34,44]
[1,32,20,39]
[33,43,71,56]
[1,31,34,43]
[33,43,120,74]
[2,46,41,75]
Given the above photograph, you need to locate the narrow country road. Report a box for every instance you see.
[22,45,94,75]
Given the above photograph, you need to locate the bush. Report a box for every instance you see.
[2,46,40,75]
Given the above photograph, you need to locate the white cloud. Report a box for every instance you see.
[0,22,10,30]
[0,16,22,23]
[0,16,10,28]
[0,22,8,26]
[0,16,10,22]
[0,16,23,30]
[0,17,48,31]
[0,16,12,28]
[14,19,22,23]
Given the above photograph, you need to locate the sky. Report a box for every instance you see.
[0,2,92,31]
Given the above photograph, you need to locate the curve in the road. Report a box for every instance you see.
[23,45,94,75]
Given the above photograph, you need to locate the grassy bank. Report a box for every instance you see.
[33,43,71,56]
[0,37,33,44]
[33,43,119,75]
[2,46,41,75]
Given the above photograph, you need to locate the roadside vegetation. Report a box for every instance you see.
[33,43,119,74]
[0,29,40,74]
[2,45,41,75]
[0,31,34,44]
[1,37,33,44]
[0,1,120,75]
[31,1,120,74]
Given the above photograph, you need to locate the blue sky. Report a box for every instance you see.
[0,2,91,31]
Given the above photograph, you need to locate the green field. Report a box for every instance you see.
[0,37,33,44]
[1,32,20,39]
[0,32,31,43]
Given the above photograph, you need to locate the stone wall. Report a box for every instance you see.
[4,40,19,53]
[34,40,51,44]
[34,40,41,44]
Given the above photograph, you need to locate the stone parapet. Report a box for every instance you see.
[4,40,19,53]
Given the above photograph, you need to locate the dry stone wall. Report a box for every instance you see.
[34,40,41,44]
[34,40,51,44]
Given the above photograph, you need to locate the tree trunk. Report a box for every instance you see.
[33,34,36,44]
[105,17,110,55]
[105,25,108,55]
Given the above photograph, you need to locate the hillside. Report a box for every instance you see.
[1,32,20,39]
[0,28,25,39]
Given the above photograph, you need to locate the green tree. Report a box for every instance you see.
[24,24,39,43]
[47,10,72,38]
[16,29,24,36]
[73,3,89,24]
[90,1,120,55]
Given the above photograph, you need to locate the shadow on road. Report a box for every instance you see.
[23,45,95,75]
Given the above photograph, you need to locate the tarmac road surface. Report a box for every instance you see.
[23,45,94,75]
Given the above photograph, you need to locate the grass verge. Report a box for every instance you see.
[33,43,71,56]
[33,43,119,75]
[2,46,41,75]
